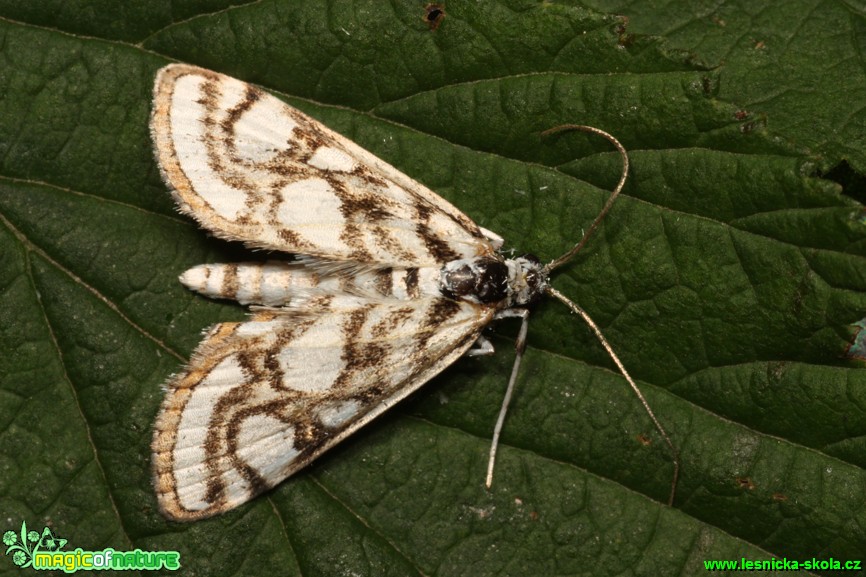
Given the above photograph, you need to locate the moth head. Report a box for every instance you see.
[505,253,547,307]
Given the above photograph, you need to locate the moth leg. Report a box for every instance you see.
[465,335,495,357]
[485,308,530,488]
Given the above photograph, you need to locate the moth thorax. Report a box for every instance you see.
[439,254,546,307]
[439,256,508,304]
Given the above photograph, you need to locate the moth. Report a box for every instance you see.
[150,63,678,521]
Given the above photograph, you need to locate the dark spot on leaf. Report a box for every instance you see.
[735,476,755,491]
[424,4,445,30]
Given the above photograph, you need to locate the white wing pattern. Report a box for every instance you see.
[151,64,503,520]
[153,295,492,520]
[150,64,497,267]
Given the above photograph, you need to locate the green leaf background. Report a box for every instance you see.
[1,1,865,575]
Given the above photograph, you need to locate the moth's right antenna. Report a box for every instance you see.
[541,125,680,506]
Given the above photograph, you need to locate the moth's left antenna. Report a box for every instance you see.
[549,125,678,505]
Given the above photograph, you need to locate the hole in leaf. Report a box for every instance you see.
[821,160,866,205]
[424,3,445,30]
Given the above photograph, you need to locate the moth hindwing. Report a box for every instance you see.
[150,64,677,521]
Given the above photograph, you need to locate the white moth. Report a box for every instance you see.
[150,63,678,521]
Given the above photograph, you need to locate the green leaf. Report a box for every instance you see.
[582,0,866,174]
[1,1,865,576]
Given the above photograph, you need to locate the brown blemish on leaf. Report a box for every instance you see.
[424,3,445,31]
[735,476,755,491]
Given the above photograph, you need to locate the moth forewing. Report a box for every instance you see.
[149,64,493,267]
[150,64,678,521]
